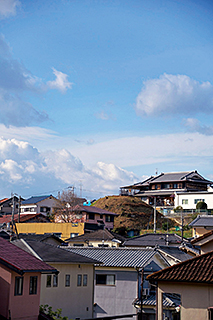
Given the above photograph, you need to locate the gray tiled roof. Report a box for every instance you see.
[63,247,158,268]
[66,229,124,242]
[124,233,188,247]
[158,246,192,262]
[13,239,100,265]
[189,215,213,227]
[136,293,180,307]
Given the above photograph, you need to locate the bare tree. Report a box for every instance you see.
[53,189,85,223]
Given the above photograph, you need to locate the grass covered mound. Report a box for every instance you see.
[92,195,162,233]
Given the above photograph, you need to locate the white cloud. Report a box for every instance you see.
[136,74,213,117]
[0,0,20,19]
[184,118,213,136]
[47,68,73,93]
[0,137,138,197]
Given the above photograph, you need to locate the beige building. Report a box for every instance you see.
[13,239,100,319]
[148,250,213,320]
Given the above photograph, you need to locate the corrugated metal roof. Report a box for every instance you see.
[64,247,157,268]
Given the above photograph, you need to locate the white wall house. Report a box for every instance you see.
[20,195,59,215]
[174,189,213,210]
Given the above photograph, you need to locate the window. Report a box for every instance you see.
[83,274,87,286]
[96,274,115,286]
[105,215,114,223]
[46,275,52,287]
[182,199,188,205]
[65,275,70,287]
[29,276,37,295]
[173,183,178,188]
[14,277,23,295]
[53,274,58,287]
[77,274,82,286]
[194,199,205,204]
[88,213,94,220]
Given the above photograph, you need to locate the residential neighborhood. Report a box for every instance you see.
[1,170,213,319]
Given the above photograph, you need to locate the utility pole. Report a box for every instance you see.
[154,197,156,233]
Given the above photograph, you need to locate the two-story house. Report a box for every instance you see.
[121,171,212,213]
[0,237,57,320]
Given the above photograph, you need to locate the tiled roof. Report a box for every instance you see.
[0,237,57,275]
[74,205,118,216]
[122,171,212,189]
[66,229,121,242]
[19,233,64,243]
[191,230,213,244]
[64,247,158,268]
[0,213,48,224]
[13,239,100,265]
[22,195,54,205]
[147,250,213,283]
[0,198,9,203]
[158,246,192,262]
[124,233,188,247]
[189,215,213,227]
[134,293,180,308]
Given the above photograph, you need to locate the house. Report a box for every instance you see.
[20,195,59,215]
[189,215,213,237]
[0,196,23,216]
[190,230,213,254]
[65,246,170,319]
[0,237,57,320]
[147,250,213,320]
[13,239,100,320]
[120,171,212,213]
[65,229,125,247]
[55,204,118,231]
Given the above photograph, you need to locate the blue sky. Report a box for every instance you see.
[0,0,213,200]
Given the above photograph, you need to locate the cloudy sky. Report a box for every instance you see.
[0,0,213,200]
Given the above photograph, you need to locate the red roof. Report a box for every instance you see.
[0,237,57,275]
[0,198,8,203]
[147,250,213,284]
[0,213,47,224]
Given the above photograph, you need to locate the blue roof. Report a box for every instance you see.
[22,195,53,205]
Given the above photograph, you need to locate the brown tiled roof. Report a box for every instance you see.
[147,250,213,284]
[0,237,57,275]
[191,230,213,244]
[0,213,48,224]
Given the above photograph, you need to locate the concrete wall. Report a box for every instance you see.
[157,281,213,320]
[15,222,84,240]
[40,263,94,319]
[94,267,137,320]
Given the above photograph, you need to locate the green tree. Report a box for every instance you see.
[196,201,207,210]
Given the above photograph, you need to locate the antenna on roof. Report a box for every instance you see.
[155,168,158,175]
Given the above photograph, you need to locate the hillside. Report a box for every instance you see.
[92,195,162,233]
